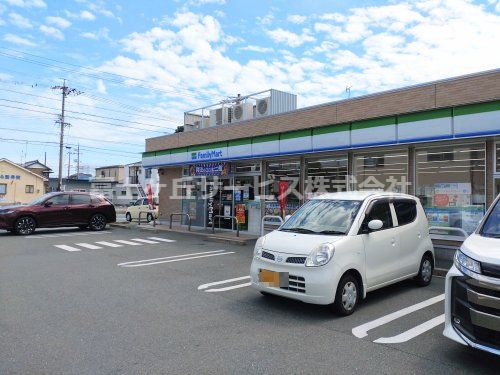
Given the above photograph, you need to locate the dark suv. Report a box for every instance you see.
[0,192,116,235]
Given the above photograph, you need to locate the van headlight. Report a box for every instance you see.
[254,236,266,258]
[305,243,335,267]
[454,250,481,276]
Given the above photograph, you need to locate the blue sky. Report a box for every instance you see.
[0,0,499,175]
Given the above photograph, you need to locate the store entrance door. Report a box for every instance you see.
[207,178,233,230]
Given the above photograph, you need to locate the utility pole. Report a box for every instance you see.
[66,146,72,179]
[75,143,81,179]
[52,80,81,191]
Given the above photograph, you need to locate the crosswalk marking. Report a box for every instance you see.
[54,245,81,252]
[114,240,142,246]
[75,243,102,250]
[198,276,251,291]
[373,314,445,344]
[147,237,176,243]
[95,241,123,248]
[28,231,111,239]
[351,294,445,338]
[130,238,159,244]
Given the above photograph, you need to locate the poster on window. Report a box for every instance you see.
[461,206,485,234]
[235,204,246,224]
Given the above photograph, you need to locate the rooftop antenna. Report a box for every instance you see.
[346,85,352,99]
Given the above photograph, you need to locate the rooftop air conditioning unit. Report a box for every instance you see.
[255,97,270,118]
[232,102,253,123]
[210,107,232,127]
[194,118,210,129]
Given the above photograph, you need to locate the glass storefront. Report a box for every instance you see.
[305,155,348,198]
[416,143,486,234]
[265,159,301,217]
[353,150,409,193]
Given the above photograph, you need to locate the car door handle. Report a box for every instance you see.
[417,231,422,238]
[391,238,396,246]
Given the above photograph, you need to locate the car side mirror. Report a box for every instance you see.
[367,219,383,231]
[44,201,53,207]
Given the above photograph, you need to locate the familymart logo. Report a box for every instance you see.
[191,149,223,161]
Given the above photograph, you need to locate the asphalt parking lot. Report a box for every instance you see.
[0,227,497,374]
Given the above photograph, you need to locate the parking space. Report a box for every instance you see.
[0,227,497,374]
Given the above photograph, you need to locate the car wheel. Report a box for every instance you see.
[125,213,132,222]
[415,254,433,287]
[146,213,153,223]
[332,274,359,316]
[89,213,107,231]
[14,216,36,235]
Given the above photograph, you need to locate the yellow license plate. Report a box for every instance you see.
[259,269,289,287]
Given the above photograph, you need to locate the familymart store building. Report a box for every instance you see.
[143,70,500,237]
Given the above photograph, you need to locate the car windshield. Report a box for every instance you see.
[280,199,362,235]
[27,193,55,205]
[480,198,500,238]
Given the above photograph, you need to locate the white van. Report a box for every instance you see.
[443,194,500,356]
[250,191,434,315]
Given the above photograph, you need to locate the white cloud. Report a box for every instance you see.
[239,45,273,53]
[80,27,110,41]
[9,12,32,28]
[39,25,64,40]
[256,12,274,25]
[80,10,96,21]
[267,28,316,47]
[187,0,226,6]
[96,79,106,94]
[214,10,225,18]
[5,0,46,8]
[46,16,71,29]
[287,14,307,24]
[3,33,36,46]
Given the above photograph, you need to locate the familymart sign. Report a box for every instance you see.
[191,149,225,161]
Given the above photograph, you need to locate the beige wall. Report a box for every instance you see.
[0,161,46,205]
[146,70,500,152]
[95,167,125,183]
[158,167,182,219]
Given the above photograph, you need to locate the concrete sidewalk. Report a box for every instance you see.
[110,221,259,246]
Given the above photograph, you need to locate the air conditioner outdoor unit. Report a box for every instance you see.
[194,118,210,129]
[210,107,232,127]
[255,97,270,118]
[231,102,253,123]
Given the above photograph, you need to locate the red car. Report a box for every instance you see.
[0,192,116,235]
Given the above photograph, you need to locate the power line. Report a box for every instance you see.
[0,97,176,128]
[0,126,144,147]
[0,86,178,122]
[0,49,206,99]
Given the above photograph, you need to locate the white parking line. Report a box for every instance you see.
[95,241,123,248]
[54,245,81,252]
[74,243,102,250]
[198,276,251,291]
[351,294,445,338]
[129,238,159,244]
[205,282,252,293]
[373,314,445,344]
[114,240,142,246]
[147,237,176,243]
[118,250,233,267]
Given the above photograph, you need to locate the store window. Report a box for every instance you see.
[496,143,500,173]
[416,143,486,234]
[265,159,301,217]
[305,155,348,198]
[353,150,408,193]
[234,162,261,174]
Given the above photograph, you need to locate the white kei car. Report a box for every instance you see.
[125,198,159,223]
[250,191,434,315]
[443,194,500,356]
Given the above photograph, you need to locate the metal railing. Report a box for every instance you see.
[138,210,156,227]
[261,215,284,236]
[212,215,240,237]
[169,213,192,231]
[429,226,469,241]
